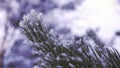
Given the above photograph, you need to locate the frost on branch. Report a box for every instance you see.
[20,10,120,68]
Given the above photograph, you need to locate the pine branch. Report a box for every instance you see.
[20,10,120,68]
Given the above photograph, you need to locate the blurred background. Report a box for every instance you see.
[1,0,120,68]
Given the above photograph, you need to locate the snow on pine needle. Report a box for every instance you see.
[20,10,120,68]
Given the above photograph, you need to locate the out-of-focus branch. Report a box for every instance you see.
[0,0,11,68]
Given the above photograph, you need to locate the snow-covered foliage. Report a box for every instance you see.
[20,10,120,68]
